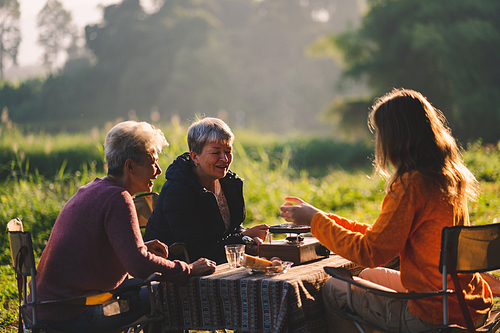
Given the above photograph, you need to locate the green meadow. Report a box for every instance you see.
[1,122,500,331]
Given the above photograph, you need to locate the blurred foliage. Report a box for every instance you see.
[0,121,373,182]
[321,96,373,142]
[0,264,17,332]
[0,0,21,81]
[0,122,105,180]
[463,141,500,183]
[37,0,75,72]
[240,136,373,177]
[314,0,500,144]
[0,0,362,135]
[3,0,500,143]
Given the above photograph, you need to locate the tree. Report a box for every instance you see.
[37,0,76,72]
[322,0,500,144]
[7,0,362,132]
[84,0,215,118]
[0,0,21,80]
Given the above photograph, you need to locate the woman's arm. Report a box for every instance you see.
[311,183,416,268]
[105,192,192,284]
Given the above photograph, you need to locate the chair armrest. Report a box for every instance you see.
[324,266,450,300]
[169,242,187,252]
[168,242,190,263]
[143,272,162,284]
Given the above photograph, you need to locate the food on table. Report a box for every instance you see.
[243,254,285,273]
[270,257,282,272]
[243,254,272,268]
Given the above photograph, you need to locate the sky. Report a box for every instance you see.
[18,0,120,67]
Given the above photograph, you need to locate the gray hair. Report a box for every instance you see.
[187,117,234,154]
[104,121,168,176]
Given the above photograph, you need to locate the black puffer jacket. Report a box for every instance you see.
[144,152,246,264]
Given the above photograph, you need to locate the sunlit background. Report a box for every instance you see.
[2,0,364,136]
[2,0,500,144]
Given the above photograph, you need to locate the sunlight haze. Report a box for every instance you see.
[18,0,119,66]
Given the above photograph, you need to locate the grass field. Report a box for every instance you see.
[1,123,500,332]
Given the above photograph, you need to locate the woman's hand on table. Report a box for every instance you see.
[145,239,169,258]
[279,197,323,226]
[189,258,217,276]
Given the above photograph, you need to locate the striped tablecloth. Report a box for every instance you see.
[156,255,358,332]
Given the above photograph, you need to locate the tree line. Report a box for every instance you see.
[1,0,360,134]
[316,0,500,144]
[0,0,77,78]
[1,0,500,144]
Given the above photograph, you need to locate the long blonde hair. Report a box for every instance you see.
[369,88,478,220]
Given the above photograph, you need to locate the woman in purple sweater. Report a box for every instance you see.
[32,121,216,332]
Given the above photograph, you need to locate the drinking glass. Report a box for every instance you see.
[225,244,245,268]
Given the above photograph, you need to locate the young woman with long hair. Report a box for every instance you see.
[279,88,492,332]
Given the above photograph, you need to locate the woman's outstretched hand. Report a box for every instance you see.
[279,197,323,226]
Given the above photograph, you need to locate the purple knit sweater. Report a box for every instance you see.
[32,177,191,321]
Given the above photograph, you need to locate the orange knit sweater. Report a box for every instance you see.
[311,172,492,326]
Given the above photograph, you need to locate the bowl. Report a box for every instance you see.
[243,261,293,275]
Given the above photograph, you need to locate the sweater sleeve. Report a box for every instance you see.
[324,213,372,234]
[311,177,420,268]
[104,191,191,284]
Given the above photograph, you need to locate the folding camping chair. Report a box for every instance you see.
[7,218,162,333]
[133,192,190,264]
[324,223,500,333]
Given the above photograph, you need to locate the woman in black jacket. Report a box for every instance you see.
[144,117,268,264]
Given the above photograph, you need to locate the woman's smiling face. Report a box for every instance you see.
[191,141,233,184]
[130,151,162,194]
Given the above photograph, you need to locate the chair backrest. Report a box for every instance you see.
[133,192,159,228]
[439,223,500,332]
[439,223,500,274]
[8,218,36,276]
[7,218,41,329]
[132,192,191,264]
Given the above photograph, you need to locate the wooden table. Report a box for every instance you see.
[156,255,368,332]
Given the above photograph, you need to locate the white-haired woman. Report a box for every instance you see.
[32,121,216,333]
[144,117,268,264]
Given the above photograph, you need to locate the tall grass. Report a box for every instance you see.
[2,122,500,331]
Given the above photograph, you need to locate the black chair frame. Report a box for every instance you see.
[8,218,162,333]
